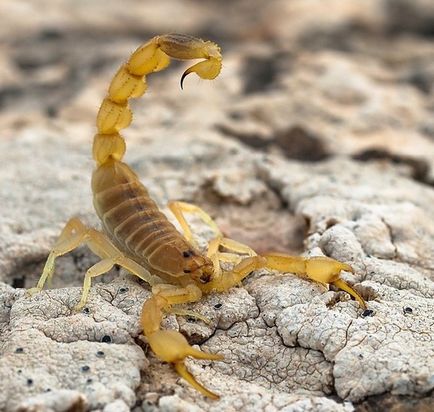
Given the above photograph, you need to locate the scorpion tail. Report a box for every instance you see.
[92,34,222,166]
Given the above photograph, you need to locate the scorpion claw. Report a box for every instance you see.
[332,278,367,310]
[147,329,222,399]
[175,361,220,400]
[304,256,353,283]
[263,254,367,309]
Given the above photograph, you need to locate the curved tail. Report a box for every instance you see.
[92,34,222,166]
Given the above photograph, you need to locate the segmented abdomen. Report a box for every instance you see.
[91,160,182,264]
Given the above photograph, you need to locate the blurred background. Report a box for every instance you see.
[1,0,433,176]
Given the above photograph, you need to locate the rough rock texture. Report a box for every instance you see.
[1,0,434,411]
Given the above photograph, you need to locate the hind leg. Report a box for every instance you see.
[29,217,159,308]
[29,218,89,294]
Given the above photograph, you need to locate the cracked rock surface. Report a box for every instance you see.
[1,0,434,411]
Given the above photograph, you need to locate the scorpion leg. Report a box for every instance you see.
[29,218,158,308]
[263,253,367,309]
[168,200,222,247]
[215,236,257,257]
[75,258,114,310]
[29,217,89,295]
[169,200,256,257]
[206,234,258,280]
[74,253,159,310]
[141,284,222,399]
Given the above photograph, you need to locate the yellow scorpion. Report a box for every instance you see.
[29,34,367,399]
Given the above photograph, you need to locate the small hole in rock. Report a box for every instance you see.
[101,335,112,343]
[275,126,329,161]
[242,55,278,94]
[46,106,58,118]
[45,388,51,392]
[81,365,90,372]
[86,378,93,384]
[12,276,26,288]
[325,218,339,229]
[353,149,429,183]
[96,350,105,358]
[27,379,33,386]
[13,225,24,234]
[82,307,90,314]
[229,110,243,120]
[40,29,64,40]
[362,309,374,317]
[214,303,223,309]
[119,287,128,293]
[15,347,24,353]
[187,317,196,323]
[403,306,413,314]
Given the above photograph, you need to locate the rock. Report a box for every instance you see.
[158,393,354,412]
[103,399,130,412]
[0,276,148,411]
[16,389,87,412]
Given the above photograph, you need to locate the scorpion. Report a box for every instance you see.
[29,34,367,400]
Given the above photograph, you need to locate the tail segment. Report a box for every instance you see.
[92,34,222,166]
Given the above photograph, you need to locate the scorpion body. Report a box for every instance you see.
[93,161,211,285]
[30,34,367,399]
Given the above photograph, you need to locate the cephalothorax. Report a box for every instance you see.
[30,34,367,399]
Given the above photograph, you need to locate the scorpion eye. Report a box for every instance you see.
[183,250,194,258]
[199,273,211,283]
